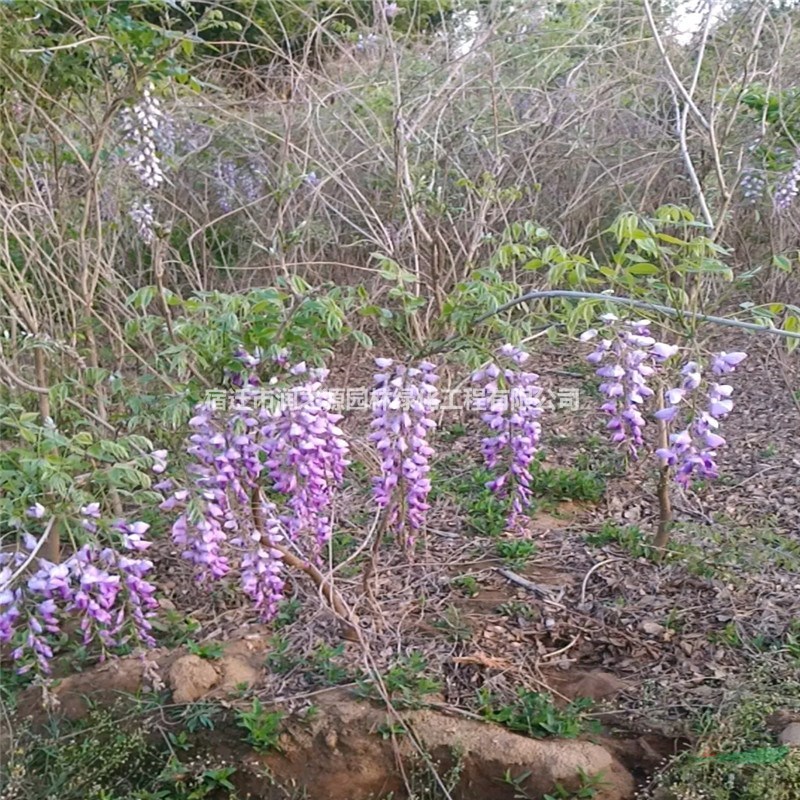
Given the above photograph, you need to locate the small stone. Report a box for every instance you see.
[168,655,218,703]
[778,723,800,747]
[641,621,665,636]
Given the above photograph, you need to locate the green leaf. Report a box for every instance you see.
[773,254,793,272]
[626,263,659,276]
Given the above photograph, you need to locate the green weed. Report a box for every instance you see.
[477,687,600,739]
[235,699,284,752]
[495,539,538,569]
[357,652,441,709]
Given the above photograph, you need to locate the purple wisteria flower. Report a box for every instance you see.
[775,152,800,212]
[370,358,439,549]
[163,359,349,617]
[130,200,156,245]
[121,83,164,190]
[582,316,677,458]
[471,344,543,523]
[0,517,158,676]
[214,157,267,213]
[261,364,350,550]
[655,352,746,485]
[225,347,262,388]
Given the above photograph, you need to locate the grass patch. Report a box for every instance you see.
[0,705,242,800]
[476,687,600,739]
[647,661,800,799]
[356,651,441,709]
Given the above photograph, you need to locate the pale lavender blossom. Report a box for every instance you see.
[370,358,439,549]
[130,200,156,244]
[150,449,168,474]
[582,318,676,458]
[775,153,800,212]
[472,344,543,523]
[655,352,746,485]
[121,83,164,190]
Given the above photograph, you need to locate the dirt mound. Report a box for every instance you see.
[227,690,635,800]
[18,649,637,800]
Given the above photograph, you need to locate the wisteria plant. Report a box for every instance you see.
[581,315,747,549]
[369,357,439,550]
[0,508,158,677]
[162,351,356,634]
[471,344,543,527]
[0,331,753,678]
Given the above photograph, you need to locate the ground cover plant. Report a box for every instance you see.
[2,1,800,799]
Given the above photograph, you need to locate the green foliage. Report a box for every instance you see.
[528,461,605,503]
[150,610,202,649]
[496,600,538,622]
[265,634,299,675]
[377,719,408,739]
[309,642,349,685]
[235,699,284,752]
[495,539,538,570]
[430,465,513,536]
[477,688,600,739]
[176,701,220,734]
[432,605,473,642]
[543,769,605,800]
[273,598,302,629]
[0,402,159,544]
[0,705,240,800]
[186,641,225,660]
[649,661,800,800]
[585,522,653,558]
[357,652,441,709]
[0,1,200,104]
[125,279,370,385]
[195,0,452,68]
[451,574,480,597]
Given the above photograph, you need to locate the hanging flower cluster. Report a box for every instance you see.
[582,316,678,457]
[164,362,349,618]
[655,351,747,485]
[164,396,288,622]
[774,151,800,212]
[214,157,267,213]
[121,83,164,190]
[120,82,169,244]
[130,200,156,245]
[471,344,543,522]
[262,363,350,549]
[370,358,438,549]
[0,519,157,676]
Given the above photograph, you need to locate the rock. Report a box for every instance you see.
[217,654,260,694]
[779,723,800,747]
[168,655,219,703]
[407,707,634,800]
[569,671,629,702]
[241,690,636,800]
[641,620,665,636]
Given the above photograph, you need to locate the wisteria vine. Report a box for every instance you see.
[472,344,543,523]
[582,315,678,458]
[162,354,350,618]
[0,513,158,676]
[370,358,439,549]
[1,333,753,676]
[655,351,747,485]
